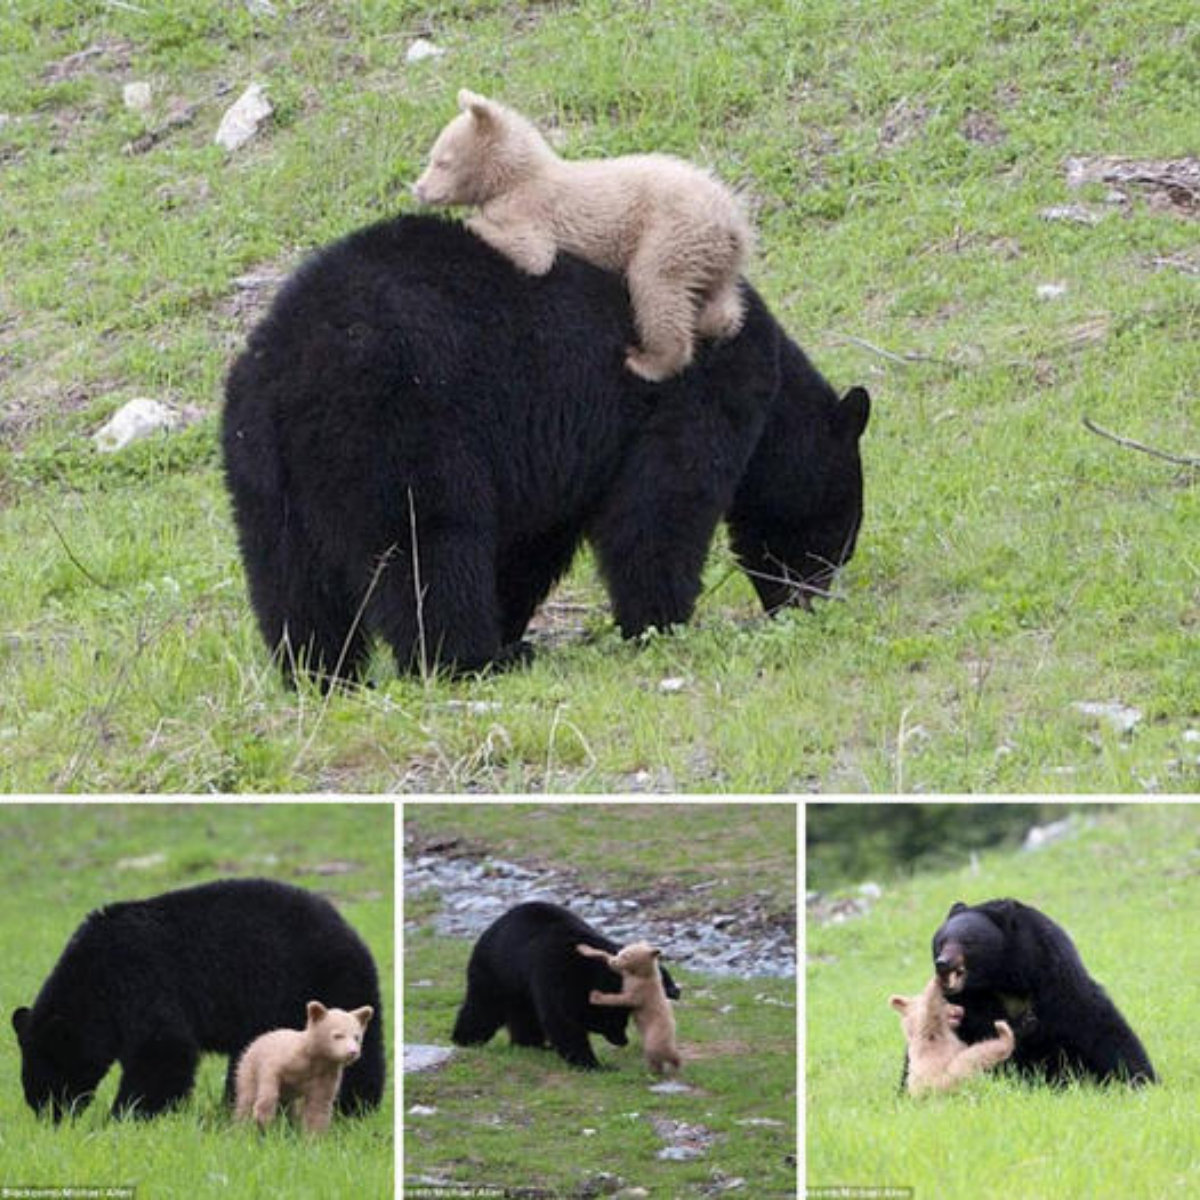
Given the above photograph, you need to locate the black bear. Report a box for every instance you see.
[922,898,1156,1087]
[11,878,386,1120]
[222,214,869,684]
[451,901,680,1069]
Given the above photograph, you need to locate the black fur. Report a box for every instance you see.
[11,878,386,1120]
[222,214,869,684]
[925,898,1156,1087]
[451,901,680,1070]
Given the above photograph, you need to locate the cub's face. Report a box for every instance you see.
[413,109,488,207]
[609,943,660,978]
[11,1008,106,1121]
[306,1002,373,1066]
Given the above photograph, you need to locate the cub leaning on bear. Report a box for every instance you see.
[11,878,385,1121]
[900,898,1156,1089]
[223,214,869,686]
[452,901,679,1070]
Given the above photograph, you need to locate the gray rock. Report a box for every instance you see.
[403,1044,454,1073]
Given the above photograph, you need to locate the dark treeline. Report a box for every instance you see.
[806,803,1112,892]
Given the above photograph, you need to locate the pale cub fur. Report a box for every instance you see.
[889,976,1014,1096]
[577,941,682,1075]
[414,89,753,382]
[234,1000,373,1133]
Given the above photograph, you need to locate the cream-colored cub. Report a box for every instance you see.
[414,89,753,382]
[889,976,1014,1096]
[577,941,682,1075]
[234,1001,373,1133]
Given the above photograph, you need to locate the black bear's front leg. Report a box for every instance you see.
[586,413,734,638]
[112,1037,199,1118]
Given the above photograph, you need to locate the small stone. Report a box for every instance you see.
[648,1080,691,1094]
[93,398,183,452]
[1037,282,1068,299]
[408,1104,437,1116]
[406,38,446,64]
[123,82,152,112]
[657,1146,704,1161]
[658,676,687,694]
[403,1043,454,1073]
[1072,701,1143,734]
[1040,204,1102,226]
[214,83,272,151]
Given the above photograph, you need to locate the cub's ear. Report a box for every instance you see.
[839,386,870,439]
[457,89,496,121]
[12,1006,31,1039]
[306,1000,328,1023]
[888,995,909,1014]
[352,1006,374,1029]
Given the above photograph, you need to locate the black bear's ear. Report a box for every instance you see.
[12,1006,31,1040]
[839,386,870,439]
[947,901,968,917]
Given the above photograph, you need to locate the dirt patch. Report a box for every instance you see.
[1066,156,1200,218]
[42,39,135,83]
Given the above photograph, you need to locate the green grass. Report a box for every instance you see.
[0,803,394,1200]
[403,802,797,1197]
[807,803,1200,1199]
[1,0,1197,791]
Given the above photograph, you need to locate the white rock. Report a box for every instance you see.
[214,83,272,151]
[123,82,152,112]
[403,1043,455,1073]
[648,1080,691,1094]
[408,1104,437,1116]
[406,38,446,64]
[1037,282,1068,299]
[1072,701,1143,734]
[1182,730,1200,744]
[1040,204,1102,225]
[658,676,688,694]
[93,398,182,452]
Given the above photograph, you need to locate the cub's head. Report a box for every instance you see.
[413,89,552,207]
[11,1007,110,1121]
[608,942,661,978]
[305,1001,373,1066]
[889,976,963,1043]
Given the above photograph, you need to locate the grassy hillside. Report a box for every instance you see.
[1,0,1196,792]
[807,803,1200,1199]
[0,803,394,1200]
[404,802,797,1197]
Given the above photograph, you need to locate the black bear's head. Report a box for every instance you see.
[11,1007,108,1122]
[728,385,870,614]
[931,901,1015,995]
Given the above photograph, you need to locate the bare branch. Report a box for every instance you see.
[1082,416,1200,470]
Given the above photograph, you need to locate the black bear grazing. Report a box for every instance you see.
[11,878,386,1120]
[222,214,869,684]
[926,899,1156,1087]
[451,901,680,1069]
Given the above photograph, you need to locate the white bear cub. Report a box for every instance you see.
[234,1000,373,1133]
[414,90,753,383]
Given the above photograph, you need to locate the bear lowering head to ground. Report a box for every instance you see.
[413,89,752,382]
[11,879,385,1121]
[234,1001,373,1133]
[222,215,869,686]
[921,898,1157,1087]
[889,975,1014,1096]
[451,902,680,1070]
[576,941,682,1076]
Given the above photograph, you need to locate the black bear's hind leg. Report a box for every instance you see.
[369,528,506,677]
[531,979,600,1069]
[505,1002,547,1048]
[112,1039,199,1118]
